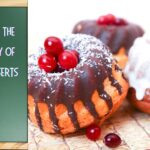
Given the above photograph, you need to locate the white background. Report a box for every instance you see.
[29,0,150,53]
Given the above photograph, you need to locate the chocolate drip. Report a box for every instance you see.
[66,104,80,130]
[98,26,117,51]
[73,20,144,54]
[101,53,122,95]
[109,75,122,94]
[115,63,121,71]
[28,77,44,130]
[115,64,127,81]
[78,65,99,118]
[92,57,113,109]
[35,103,43,130]
[46,78,60,133]
[58,76,80,130]
[100,90,112,108]
[111,27,128,52]
[107,65,122,95]
[48,104,60,133]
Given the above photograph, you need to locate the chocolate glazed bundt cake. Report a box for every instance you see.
[28,34,128,134]
[73,14,144,68]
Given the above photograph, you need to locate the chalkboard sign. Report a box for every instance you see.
[0,8,27,142]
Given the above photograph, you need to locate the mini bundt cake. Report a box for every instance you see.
[72,14,144,68]
[125,35,150,114]
[28,34,129,134]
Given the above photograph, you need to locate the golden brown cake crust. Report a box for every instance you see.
[128,88,150,114]
[113,47,128,69]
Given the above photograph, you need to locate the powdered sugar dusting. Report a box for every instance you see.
[28,34,113,90]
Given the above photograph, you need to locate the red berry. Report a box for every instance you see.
[58,50,78,70]
[106,14,116,24]
[97,14,116,25]
[104,133,121,148]
[38,54,57,73]
[68,50,79,62]
[44,36,64,56]
[97,15,108,25]
[86,124,101,141]
[115,18,127,25]
[70,50,79,58]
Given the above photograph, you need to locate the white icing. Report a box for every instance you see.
[125,35,150,100]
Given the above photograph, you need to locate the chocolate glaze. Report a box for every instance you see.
[72,20,144,54]
[35,103,43,130]
[28,34,124,133]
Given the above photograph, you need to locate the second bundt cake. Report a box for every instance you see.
[73,14,144,68]
[28,34,129,134]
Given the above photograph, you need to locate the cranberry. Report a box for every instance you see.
[115,18,127,25]
[68,50,79,62]
[70,50,79,58]
[97,15,109,25]
[86,124,101,141]
[44,36,64,56]
[104,133,121,148]
[38,54,57,73]
[106,14,116,24]
[97,14,116,25]
[58,50,78,70]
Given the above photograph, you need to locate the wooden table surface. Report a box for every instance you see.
[0,0,27,7]
[0,142,27,149]
[28,101,150,150]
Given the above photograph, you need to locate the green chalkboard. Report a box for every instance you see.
[0,8,27,142]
